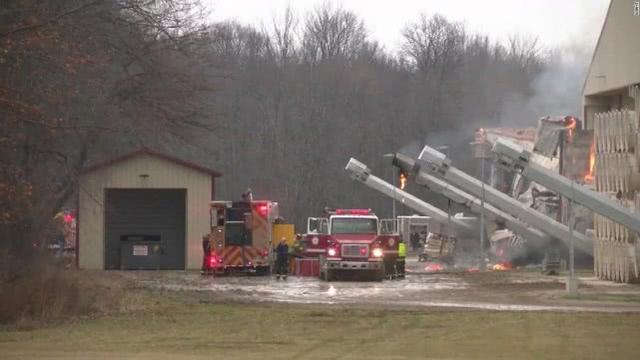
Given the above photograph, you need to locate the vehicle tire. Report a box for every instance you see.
[326,269,335,282]
[374,271,384,282]
[373,269,384,282]
[255,266,270,276]
[319,256,327,281]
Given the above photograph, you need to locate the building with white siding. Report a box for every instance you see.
[583,0,640,125]
[583,0,640,282]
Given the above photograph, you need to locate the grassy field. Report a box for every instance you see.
[1,299,640,360]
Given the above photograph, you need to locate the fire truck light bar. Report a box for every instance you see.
[335,208,372,215]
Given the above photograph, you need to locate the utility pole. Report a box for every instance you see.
[567,180,578,294]
[480,157,487,271]
[437,146,452,235]
[469,138,489,272]
[392,166,397,220]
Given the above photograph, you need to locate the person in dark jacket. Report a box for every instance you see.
[275,237,289,279]
[201,235,212,274]
[410,232,420,251]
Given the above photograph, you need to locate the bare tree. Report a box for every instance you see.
[266,6,299,65]
[401,14,466,75]
[301,3,367,63]
[0,0,218,258]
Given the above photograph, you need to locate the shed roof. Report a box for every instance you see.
[81,148,223,177]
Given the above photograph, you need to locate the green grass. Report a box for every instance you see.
[1,301,640,359]
[563,293,640,303]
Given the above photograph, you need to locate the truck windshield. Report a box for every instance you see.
[331,218,378,234]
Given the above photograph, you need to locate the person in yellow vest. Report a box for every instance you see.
[397,240,406,279]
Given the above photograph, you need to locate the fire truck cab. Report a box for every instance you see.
[307,209,403,281]
[202,200,278,275]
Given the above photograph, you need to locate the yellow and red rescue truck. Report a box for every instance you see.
[304,208,404,281]
[202,200,280,275]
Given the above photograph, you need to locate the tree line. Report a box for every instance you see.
[1,0,567,259]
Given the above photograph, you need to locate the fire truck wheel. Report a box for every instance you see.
[373,269,384,282]
[255,266,270,276]
[325,270,336,281]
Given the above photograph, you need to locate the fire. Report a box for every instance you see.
[564,117,577,143]
[399,172,407,190]
[492,262,512,271]
[584,141,596,183]
[424,262,444,272]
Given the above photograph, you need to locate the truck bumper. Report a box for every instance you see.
[326,260,383,271]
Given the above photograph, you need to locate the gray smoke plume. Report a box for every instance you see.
[499,3,603,127]
[501,45,594,125]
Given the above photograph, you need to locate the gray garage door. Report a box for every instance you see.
[104,189,186,270]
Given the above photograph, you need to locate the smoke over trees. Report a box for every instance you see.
[206,5,558,227]
[1,1,577,254]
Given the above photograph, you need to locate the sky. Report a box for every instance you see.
[204,0,610,53]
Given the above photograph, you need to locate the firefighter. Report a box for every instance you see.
[397,240,406,278]
[292,234,306,254]
[410,231,420,251]
[241,188,253,201]
[201,235,211,275]
[275,237,289,280]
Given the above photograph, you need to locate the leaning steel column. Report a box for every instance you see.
[345,158,473,233]
[411,162,550,245]
[392,147,592,255]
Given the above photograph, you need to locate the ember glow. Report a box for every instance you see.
[399,172,407,190]
[492,262,513,271]
[584,141,596,183]
[564,117,577,143]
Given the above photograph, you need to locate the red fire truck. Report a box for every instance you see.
[304,208,403,281]
[202,200,278,275]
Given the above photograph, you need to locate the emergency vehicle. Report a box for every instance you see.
[305,208,403,281]
[202,200,279,275]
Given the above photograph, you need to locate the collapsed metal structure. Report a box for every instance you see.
[392,146,593,255]
[347,106,640,280]
[392,153,550,245]
[492,138,640,235]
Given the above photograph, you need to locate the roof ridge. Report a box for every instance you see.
[81,147,223,177]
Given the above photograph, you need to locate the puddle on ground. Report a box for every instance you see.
[140,274,466,304]
[131,272,640,312]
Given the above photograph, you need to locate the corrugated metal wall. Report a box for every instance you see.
[592,86,640,282]
[78,154,212,270]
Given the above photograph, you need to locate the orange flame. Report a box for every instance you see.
[399,172,407,190]
[565,117,577,143]
[584,141,596,183]
[492,262,513,271]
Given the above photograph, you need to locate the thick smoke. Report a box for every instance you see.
[500,44,595,125]
[398,140,423,159]
[499,1,604,126]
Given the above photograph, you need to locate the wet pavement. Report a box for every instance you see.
[135,272,466,305]
[124,269,640,313]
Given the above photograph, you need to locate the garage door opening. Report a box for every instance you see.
[104,189,186,270]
